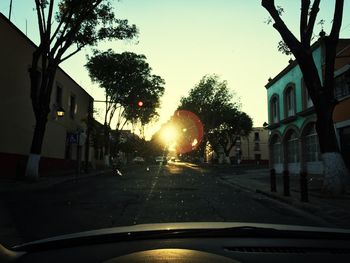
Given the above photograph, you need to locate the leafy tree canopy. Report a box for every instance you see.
[178,74,251,157]
[85,50,165,128]
[178,74,240,134]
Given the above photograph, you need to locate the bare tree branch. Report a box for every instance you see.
[34,0,45,41]
[261,0,301,54]
[46,0,54,35]
[300,0,310,42]
[59,46,82,63]
[305,0,320,45]
[39,2,47,33]
[50,10,72,45]
[323,0,344,100]
[51,0,103,58]
[330,0,344,40]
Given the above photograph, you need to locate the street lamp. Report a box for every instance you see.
[56,106,65,117]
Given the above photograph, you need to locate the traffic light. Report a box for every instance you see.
[137,101,143,107]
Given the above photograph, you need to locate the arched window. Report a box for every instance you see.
[271,135,282,164]
[286,130,299,163]
[303,123,320,162]
[270,95,279,124]
[284,85,296,118]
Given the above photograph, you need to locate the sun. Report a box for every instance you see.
[161,125,178,145]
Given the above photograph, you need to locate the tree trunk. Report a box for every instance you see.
[315,95,348,195]
[104,123,110,167]
[223,147,231,164]
[25,63,56,180]
[25,115,48,180]
[296,51,349,196]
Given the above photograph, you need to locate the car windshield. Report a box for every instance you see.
[1,0,350,248]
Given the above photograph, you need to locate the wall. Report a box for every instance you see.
[0,14,93,177]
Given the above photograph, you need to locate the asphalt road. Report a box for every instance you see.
[2,162,329,244]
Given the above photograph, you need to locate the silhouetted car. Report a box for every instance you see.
[155,156,167,164]
[132,157,145,164]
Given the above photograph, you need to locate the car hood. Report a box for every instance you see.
[12,221,350,251]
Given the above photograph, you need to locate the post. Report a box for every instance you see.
[9,0,12,20]
[84,100,93,173]
[76,131,81,177]
[270,168,277,192]
[283,170,290,196]
[300,171,308,202]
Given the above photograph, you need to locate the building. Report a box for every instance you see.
[205,127,269,165]
[235,127,269,165]
[266,37,350,175]
[0,13,96,178]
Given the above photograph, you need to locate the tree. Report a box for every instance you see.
[26,0,137,179]
[207,109,253,164]
[262,0,348,195]
[178,74,240,160]
[85,50,165,163]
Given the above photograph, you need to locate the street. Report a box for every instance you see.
[1,162,330,245]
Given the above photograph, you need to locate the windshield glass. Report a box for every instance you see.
[0,0,350,247]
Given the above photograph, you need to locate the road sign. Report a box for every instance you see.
[67,133,78,144]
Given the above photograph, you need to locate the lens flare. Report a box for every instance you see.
[171,110,204,154]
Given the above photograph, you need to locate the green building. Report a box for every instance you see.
[266,38,350,175]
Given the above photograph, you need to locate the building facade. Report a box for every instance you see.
[266,37,350,175]
[0,13,95,178]
[235,127,269,165]
[206,127,269,165]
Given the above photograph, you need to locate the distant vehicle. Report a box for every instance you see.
[133,157,145,164]
[155,156,167,164]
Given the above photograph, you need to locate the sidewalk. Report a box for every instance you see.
[0,169,109,247]
[218,167,350,228]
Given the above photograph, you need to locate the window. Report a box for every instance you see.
[254,132,260,141]
[255,154,261,161]
[254,142,260,151]
[334,70,350,99]
[270,95,279,124]
[284,85,295,118]
[303,124,320,162]
[286,131,299,163]
[69,94,76,119]
[56,85,63,106]
[271,136,282,164]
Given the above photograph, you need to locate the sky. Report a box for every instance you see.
[1,0,350,139]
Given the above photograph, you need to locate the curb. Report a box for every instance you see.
[0,169,111,194]
[255,189,350,227]
[255,189,320,213]
[219,176,350,228]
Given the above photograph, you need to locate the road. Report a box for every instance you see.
[1,162,329,244]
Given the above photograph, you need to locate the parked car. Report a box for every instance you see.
[132,156,145,164]
[155,156,167,164]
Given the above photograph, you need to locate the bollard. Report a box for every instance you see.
[270,168,277,192]
[283,170,290,196]
[300,171,309,202]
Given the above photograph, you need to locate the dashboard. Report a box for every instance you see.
[14,236,350,263]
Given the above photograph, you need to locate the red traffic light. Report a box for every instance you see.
[137,101,143,107]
